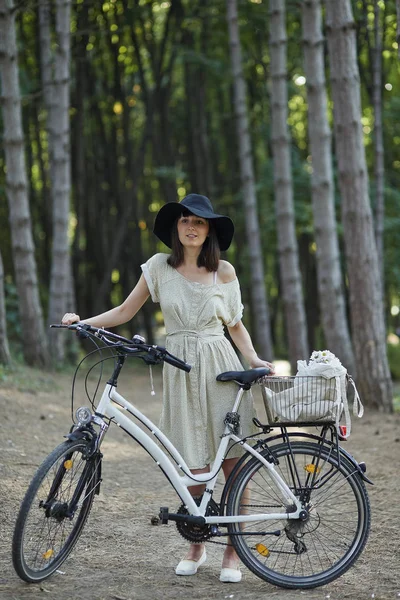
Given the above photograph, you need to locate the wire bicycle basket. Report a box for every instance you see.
[260,375,343,427]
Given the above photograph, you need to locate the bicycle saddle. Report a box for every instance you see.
[216,367,271,386]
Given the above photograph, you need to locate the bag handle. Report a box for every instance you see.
[347,375,364,418]
[339,375,363,439]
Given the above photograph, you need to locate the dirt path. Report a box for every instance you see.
[0,363,399,600]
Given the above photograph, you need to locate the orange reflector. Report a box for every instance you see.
[42,549,54,560]
[256,543,270,557]
[304,464,321,474]
[64,460,73,470]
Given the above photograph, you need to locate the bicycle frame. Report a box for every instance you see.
[95,382,303,524]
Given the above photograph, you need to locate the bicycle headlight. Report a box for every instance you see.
[75,406,92,426]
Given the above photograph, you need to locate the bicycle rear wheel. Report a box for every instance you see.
[12,439,101,583]
[226,441,370,589]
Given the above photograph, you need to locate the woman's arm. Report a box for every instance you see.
[228,320,275,371]
[62,274,150,327]
[219,261,274,371]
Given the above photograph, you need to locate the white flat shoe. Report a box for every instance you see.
[219,567,242,583]
[175,550,207,576]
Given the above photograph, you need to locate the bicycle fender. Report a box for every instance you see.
[65,429,93,443]
[337,447,374,485]
[64,432,103,494]
[94,456,102,495]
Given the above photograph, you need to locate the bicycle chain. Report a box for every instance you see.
[207,504,286,546]
[175,500,285,545]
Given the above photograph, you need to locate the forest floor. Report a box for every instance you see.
[0,361,399,600]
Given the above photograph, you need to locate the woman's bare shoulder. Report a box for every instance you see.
[218,260,237,283]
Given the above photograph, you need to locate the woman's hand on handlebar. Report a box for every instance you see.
[62,313,81,325]
[250,357,275,374]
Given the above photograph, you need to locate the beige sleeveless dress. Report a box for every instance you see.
[141,253,256,469]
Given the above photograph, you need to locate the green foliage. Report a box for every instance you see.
[387,342,400,381]
[393,381,400,412]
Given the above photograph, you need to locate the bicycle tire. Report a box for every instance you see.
[12,439,101,583]
[226,441,370,589]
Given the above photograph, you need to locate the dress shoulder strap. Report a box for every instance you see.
[213,271,217,284]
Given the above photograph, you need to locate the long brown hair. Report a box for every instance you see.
[167,211,220,272]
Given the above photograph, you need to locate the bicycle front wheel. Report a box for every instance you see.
[12,439,101,583]
[226,441,370,589]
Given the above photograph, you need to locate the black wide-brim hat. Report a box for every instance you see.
[153,194,234,251]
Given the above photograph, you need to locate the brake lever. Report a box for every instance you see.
[141,355,160,366]
[75,323,91,340]
[142,346,164,365]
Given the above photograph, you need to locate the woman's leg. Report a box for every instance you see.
[221,457,242,569]
[179,465,210,561]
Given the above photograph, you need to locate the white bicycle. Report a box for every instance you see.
[12,324,371,589]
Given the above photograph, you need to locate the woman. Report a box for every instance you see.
[62,193,274,583]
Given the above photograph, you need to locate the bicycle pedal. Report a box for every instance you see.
[159,507,169,524]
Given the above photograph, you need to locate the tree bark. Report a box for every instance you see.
[0,0,49,367]
[183,27,213,199]
[298,233,319,352]
[0,251,11,365]
[226,0,273,360]
[194,5,214,198]
[70,4,87,318]
[269,0,309,371]
[301,0,355,374]
[325,0,392,411]
[33,97,52,287]
[39,0,72,361]
[372,0,385,282]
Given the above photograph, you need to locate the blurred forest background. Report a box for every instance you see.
[0,0,399,411]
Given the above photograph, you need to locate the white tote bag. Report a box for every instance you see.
[295,354,363,438]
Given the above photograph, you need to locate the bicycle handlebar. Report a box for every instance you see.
[50,323,192,373]
[162,352,190,371]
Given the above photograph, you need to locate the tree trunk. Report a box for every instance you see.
[64,254,79,362]
[70,6,87,320]
[0,0,49,367]
[33,97,52,287]
[372,0,385,282]
[39,0,72,361]
[226,0,273,360]
[195,5,214,198]
[301,0,355,374]
[0,251,11,365]
[183,29,213,199]
[298,233,319,352]
[325,0,392,411]
[269,0,309,371]
[94,121,152,312]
